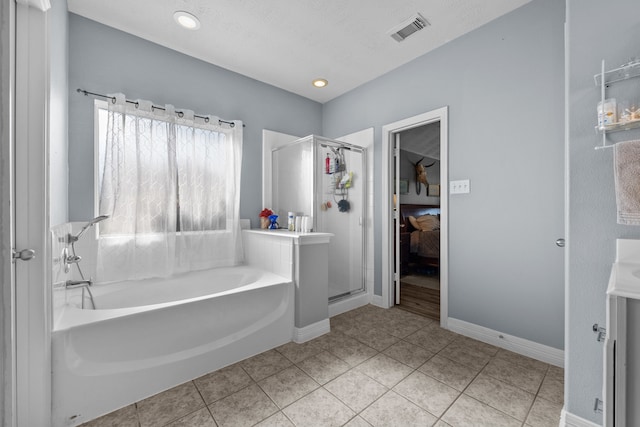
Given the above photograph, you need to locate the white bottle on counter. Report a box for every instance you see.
[287,212,295,231]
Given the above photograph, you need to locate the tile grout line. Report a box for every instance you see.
[445,347,547,426]
[520,364,551,426]
[189,379,219,427]
[103,307,559,427]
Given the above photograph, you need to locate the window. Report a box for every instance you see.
[95,101,233,235]
[94,97,244,280]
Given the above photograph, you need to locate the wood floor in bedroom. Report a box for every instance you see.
[398,274,440,321]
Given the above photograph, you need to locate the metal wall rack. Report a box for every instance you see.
[594,58,640,150]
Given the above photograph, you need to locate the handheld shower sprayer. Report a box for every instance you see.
[68,215,110,243]
[62,215,109,310]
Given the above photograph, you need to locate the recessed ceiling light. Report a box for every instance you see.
[173,11,201,30]
[312,79,328,88]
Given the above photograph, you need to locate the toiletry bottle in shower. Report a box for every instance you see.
[325,154,330,174]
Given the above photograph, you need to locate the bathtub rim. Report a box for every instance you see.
[53,266,291,332]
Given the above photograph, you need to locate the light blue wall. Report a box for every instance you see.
[49,0,69,226]
[567,0,640,423]
[68,14,322,223]
[323,0,565,350]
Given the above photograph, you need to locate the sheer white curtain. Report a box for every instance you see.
[97,94,243,282]
[174,110,243,272]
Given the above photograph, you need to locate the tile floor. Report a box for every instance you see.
[81,305,564,427]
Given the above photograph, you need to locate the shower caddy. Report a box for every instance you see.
[594,58,640,150]
[324,147,352,212]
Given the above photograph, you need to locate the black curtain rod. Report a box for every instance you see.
[76,88,245,128]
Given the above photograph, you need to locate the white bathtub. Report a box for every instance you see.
[51,265,294,427]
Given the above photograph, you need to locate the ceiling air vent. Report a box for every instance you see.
[388,13,430,42]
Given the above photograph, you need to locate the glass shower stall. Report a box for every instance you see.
[271,135,366,301]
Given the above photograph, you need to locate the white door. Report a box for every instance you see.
[2,1,17,424]
[394,133,402,304]
[13,2,52,425]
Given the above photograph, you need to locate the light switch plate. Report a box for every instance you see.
[450,179,470,194]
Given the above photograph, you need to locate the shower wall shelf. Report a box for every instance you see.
[594,58,640,150]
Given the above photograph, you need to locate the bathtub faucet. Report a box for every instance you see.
[65,254,82,264]
[65,279,96,310]
[65,279,92,289]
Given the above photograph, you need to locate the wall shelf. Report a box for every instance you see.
[596,119,640,134]
[594,58,640,150]
[594,59,640,86]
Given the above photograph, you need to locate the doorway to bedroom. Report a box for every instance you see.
[381,107,448,326]
[396,123,442,320]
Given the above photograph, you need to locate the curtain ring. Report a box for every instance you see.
[178,111,184,118]
[135,101,139,109]
[110,97,116,104]
[204,117,210,123]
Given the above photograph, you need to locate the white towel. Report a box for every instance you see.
[614,139,640,225]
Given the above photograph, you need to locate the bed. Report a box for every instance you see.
[399,204,441,272]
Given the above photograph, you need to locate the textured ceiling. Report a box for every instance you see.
[67,0,531,103]
[401,121,441,160]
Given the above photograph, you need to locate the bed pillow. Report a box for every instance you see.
[407,216,420,231]
[415,214,440,231]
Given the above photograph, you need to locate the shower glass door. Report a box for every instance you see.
[271,135,366,302]
[315,137,366,301]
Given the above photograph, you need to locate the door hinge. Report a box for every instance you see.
[593,397,603,413]
[593,323,606,342]
[12,248,36,262]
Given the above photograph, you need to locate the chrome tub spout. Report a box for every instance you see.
[65,279,96,309]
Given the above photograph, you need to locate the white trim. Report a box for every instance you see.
[14,3,51,426]
[563,19,571,425]
[2,0,17,425]
[16,0,50,12]
[560,408,601,427]
[447,317,564,367]
[381,107,449,328]
[293,319,330,343]
[329,291,370,317]
[370,294,385,308]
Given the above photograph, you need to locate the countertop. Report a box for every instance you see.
[607,239,640,300]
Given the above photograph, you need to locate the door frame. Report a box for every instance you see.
[381,107,448,327]
[1,0,17,424]
[11,1,52,426]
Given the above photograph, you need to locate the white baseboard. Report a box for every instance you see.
[370,294,385,308]
[560,408,601,427]
[293,319,330,343]
[447,317,564,368]
[329,292,370,317]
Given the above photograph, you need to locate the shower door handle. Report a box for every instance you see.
[12,248,36,262]
[555,238,565,248]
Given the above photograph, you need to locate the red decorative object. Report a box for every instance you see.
[259,208,274,218]
[259,208,274,229]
